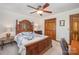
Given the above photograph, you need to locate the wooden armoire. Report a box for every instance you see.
[45,18,56,40]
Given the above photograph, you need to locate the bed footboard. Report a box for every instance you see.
[25,37,52,55]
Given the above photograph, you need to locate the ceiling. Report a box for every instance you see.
[0,3,79,15]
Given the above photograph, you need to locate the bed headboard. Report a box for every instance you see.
[16,19,33,34]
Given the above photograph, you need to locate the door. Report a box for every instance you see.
[70,14,79,44]
[45,18,56,40]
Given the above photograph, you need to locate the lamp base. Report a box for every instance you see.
[6,33,10,37]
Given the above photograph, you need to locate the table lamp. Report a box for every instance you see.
[34,23,39,31]
[6,26,12,37]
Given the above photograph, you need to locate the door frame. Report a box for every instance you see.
[44,18,56,40]
[70,13,79,44]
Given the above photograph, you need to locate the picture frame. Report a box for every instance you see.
[60,20,65,26]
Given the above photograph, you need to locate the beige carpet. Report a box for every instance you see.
[0,42,18,55]
[0,40,62,55]
[44,40,62,55]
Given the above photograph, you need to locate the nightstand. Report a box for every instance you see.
[34,31,42,34]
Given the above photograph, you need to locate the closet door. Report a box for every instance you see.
[45,18,56,40]
[70,14,79,44]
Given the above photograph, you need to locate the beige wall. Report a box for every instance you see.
[0,9,32,35]
[33,8,79,43]
[0,8,79,43]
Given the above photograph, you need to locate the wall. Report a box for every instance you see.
[55,8,79,43]
[0,7,79,43]
[0,9,32,36]
[33,8,79,44]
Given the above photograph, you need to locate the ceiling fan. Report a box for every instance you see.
[27,3,52,16]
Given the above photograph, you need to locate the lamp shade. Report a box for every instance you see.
[34,23,39,31]
[6,26,12,33]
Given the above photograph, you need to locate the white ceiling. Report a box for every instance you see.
[0,3,79,15]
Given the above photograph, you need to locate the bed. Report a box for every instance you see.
[15,19,52,55]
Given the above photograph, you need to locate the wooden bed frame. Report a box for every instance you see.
[16,19,52,55]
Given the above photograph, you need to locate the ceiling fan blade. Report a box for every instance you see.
[27,5,37,10]
[36,5,41,9]
[30,11,37,14]
[43,3,49,9]
[43,11,52,13]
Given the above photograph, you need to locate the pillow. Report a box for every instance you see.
[21,32,35,40]
[15,32,35,44]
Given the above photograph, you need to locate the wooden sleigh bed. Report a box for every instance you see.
[16,19,52,55]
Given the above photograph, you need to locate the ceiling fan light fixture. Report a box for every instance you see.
[37,10,43,14]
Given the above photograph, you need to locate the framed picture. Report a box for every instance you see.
[60,20,65,26]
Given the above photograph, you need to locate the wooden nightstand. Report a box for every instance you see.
[34,31,42,34]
